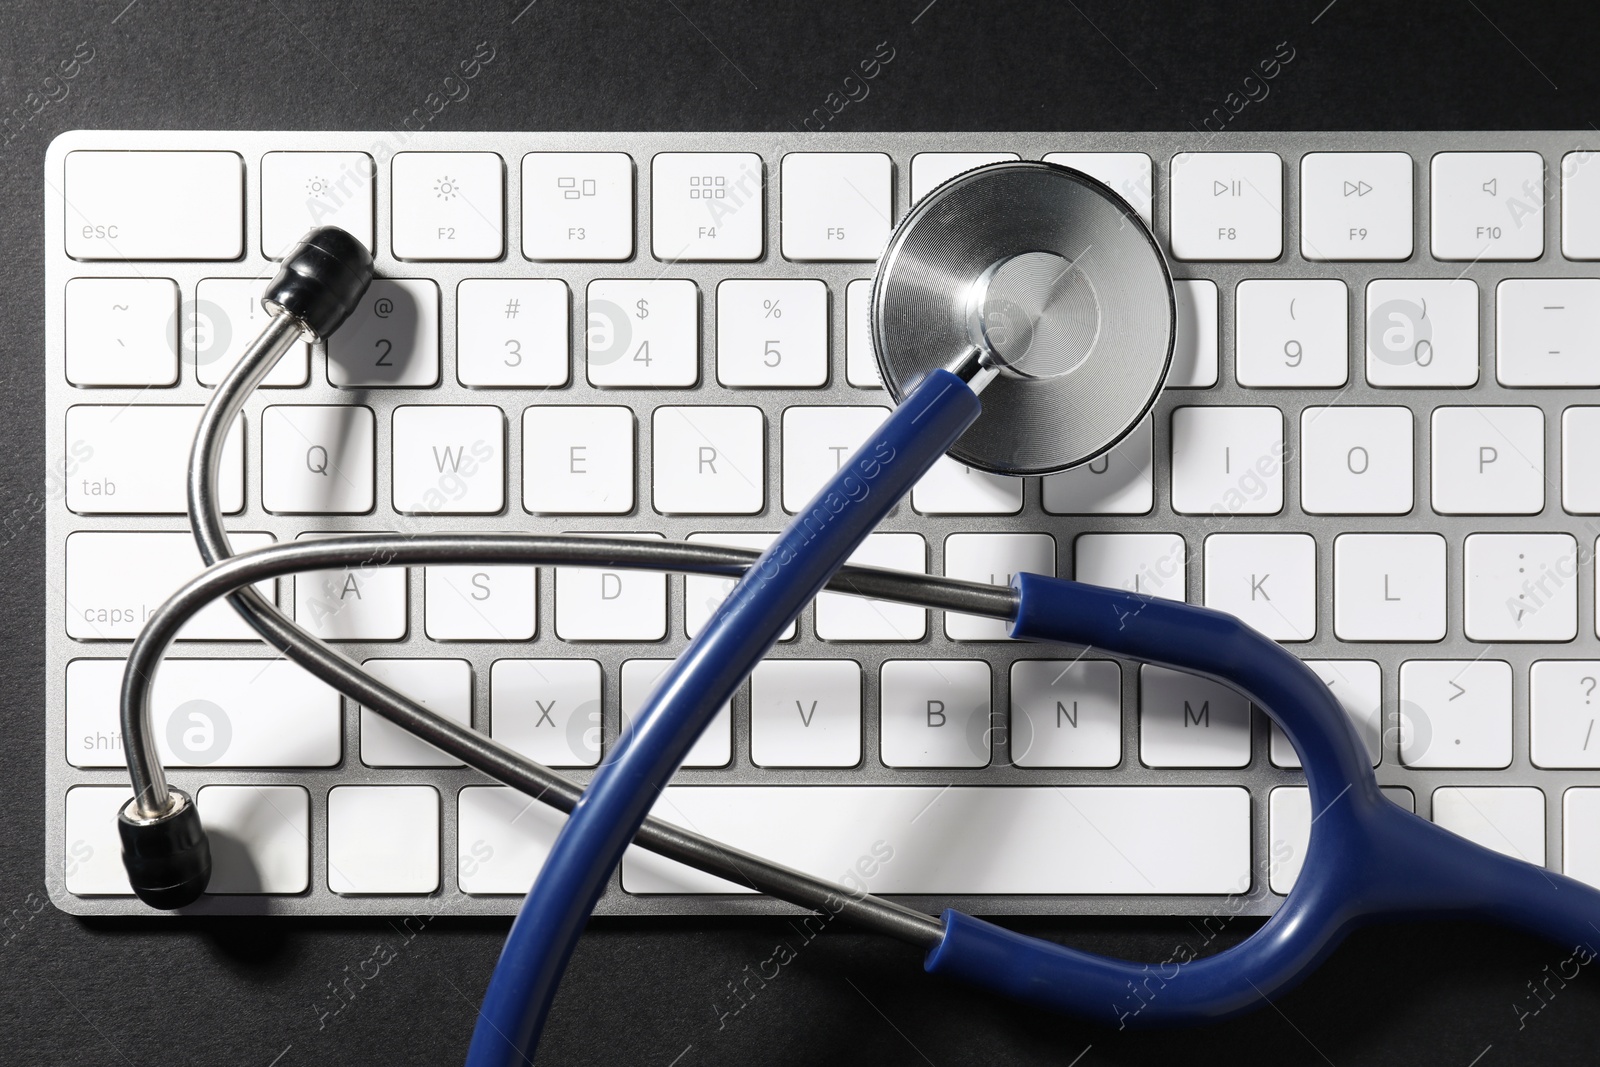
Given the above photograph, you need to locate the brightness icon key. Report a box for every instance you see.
[391,151,505,261]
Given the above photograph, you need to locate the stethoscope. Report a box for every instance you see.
[111,162,1600,1067]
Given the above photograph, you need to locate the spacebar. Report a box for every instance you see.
[622,786,1250,895]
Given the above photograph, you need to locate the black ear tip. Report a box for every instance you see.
[264,225,376,342]
[118,789,211,910]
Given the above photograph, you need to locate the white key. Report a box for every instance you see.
[943,533,1055,640]
[1140,664,1251,768]
[424,565,536,641]
[327,786,439,894]
[623,785,1250,895]
[1170,406,1284,515]
[844,278,881,387]
[65,531,274,641]
[911,152,1018,204]
[1465,533,1578,642]
[1431,151,1544,261]
[621,659,731,767]
[1169,280,1219,388]
[652,152,764,261]
[197,785,310,894]
[359,659,472,767]
[912,457,1023,515]
[781,405,889,512]
[1564,789,1600,887]
[1496,279,1600,386]
[1043,152,1153,226]
[653,406,764,514]
[781,152,893,261]
[64,657,340,768]
[716,279,827,387]
[1333,533,1446,641]
[814,532,926,641]
[63,787,134,894]
[750,659,862,767]
[456,279,569,387]
[523,406,634,514]
[554,533,667,641]
[1299,406,1413,515]
[1530,661,1600,769]
[1432,787,1545,864]
[391,151,503,260]
[260,151,374,256]
[293,534,408,641]
[1041,415,1154,515]
[64,150,242,260]
[1203,533,1316,641]
[1169,152,1283,261]
[194,278,309,387]
[458,786,565,894]
[490,659,603,768]
[1009,659,1121,768]
[684,532,796,640]
[64,277,178,386]
[1235,280,1348,387]
[1074,532,1187,601]
[65,405,242,514]
[1563,408,1600,513]
[262,405,375,514]
[1299,152,1413,261]
[1561,150,1600,259]
[521,151,634,261]
[1270,660,1382,769]
[880,660,991,768]
[392,405,504,514]
[1269,786,1414,893]
[1364,279,1480,387]
[327,278,440,387]
[586,279,699,387]
[1431,406,1544,515]
[1399,659,1513,769]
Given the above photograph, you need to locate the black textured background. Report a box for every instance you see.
[4,1,1600,1064]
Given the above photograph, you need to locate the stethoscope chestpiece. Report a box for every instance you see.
[872,161,1175,476]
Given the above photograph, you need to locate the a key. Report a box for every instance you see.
[1202,532,1316,641]
[1364,279,1479,387]
[1168,152,1283,261]
[749,659,862,768]
[1270,660,1382,768]
[522,406,634,515]
[327,279,441,387]
[1042,152,1153,225]
[844,279,882,387]
[1139,664,1251,768]
[196,785,311,894]
[813,532,927,641]
[621,659,731,767]
[65,405,243,514]
[359,659,473,767]
[1333,533,1446,641]
[1432,787,1545,864]
[521,151,634,261]
[781,152,893,261]
[1562,149,1600,259]
[1530,661,1600,769]
[458,786,567,894]
[1009,658,1121,769]
[1169,280,1219,388]
[292,532,408,641]
[1399,659,1513,769]
[683,533,796,641]
[716,279,827,387]
[65,531,274,641]
[260,151,375,256]
[64,150,243,260]
[456,278,569,388]
[879,659,991,768]
[1074,532,1188,602]
[943,533,1056,640]
[327,785,440,894]
[1564,790,1600,888]
[652,406,765,515]
[391,151,504,260]
[912,457,1023,515]
[1464,533,1578,642]
[391,405,505,515]
[910,152,1018,204]
[780,405,889,512]
[194,278,309,387]
[554,533,667,641]
[1431,151,1544,261]
[1041,415,1154,515]
[1298,152,1413,261]
[1269,786,1413,893]
[1170,406,1284,515]
[1496,279,1600,387]
[1299,406,1413,515]
[262,405,375,514]
[586,279,698,387]
[1431,406,1544,515]
[490,659,603,768]
[651,152,764,261]
[424,565,537,641]
[63,787,134,894]
[1234,279,1348,387]
[1563,408,1600,513]
[63,277,178,386]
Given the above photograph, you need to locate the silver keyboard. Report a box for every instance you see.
[43,129,1600,918]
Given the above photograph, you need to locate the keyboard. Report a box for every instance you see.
[43,129,1600,918]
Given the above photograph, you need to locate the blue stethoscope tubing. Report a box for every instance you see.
[467,365,1600,1065]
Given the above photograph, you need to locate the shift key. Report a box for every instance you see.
[64,151,244,260]
[65,405,243,514]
